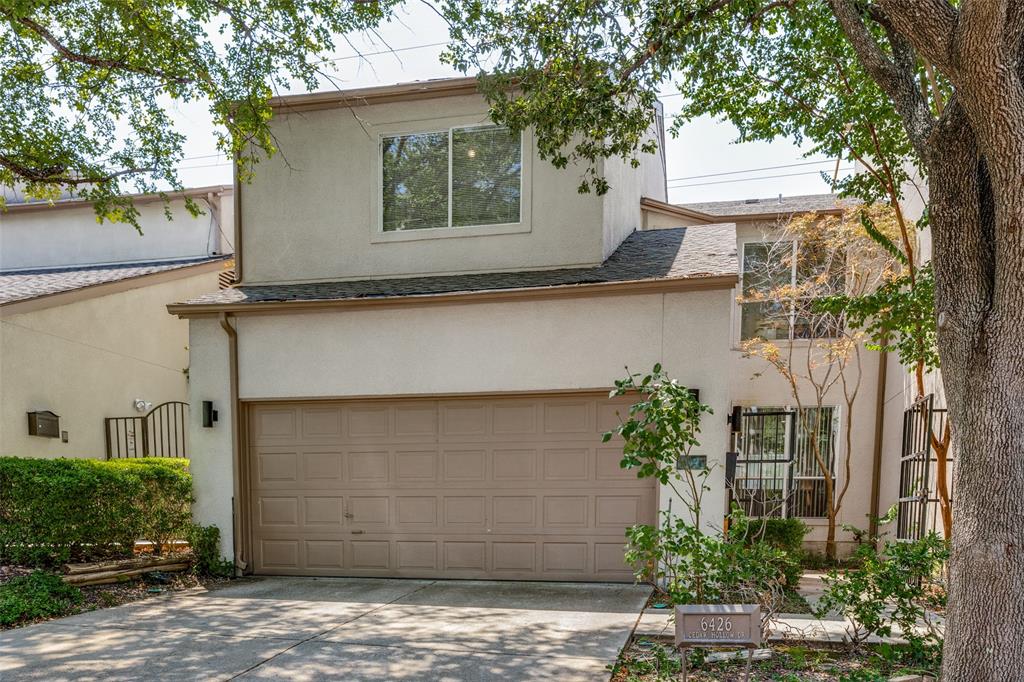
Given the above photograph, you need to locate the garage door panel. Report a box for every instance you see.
[493,448,537,480]
[444,541,487,571]
[492,402,537,435]
[348,451,389,482]
[395,496,439,527]
[257,496,299,528]
[300,407,344,439]
[543,401,593,434]
[347,406,389,439]
[304,496,345,527]
[542,448,590,480]
[305,540,345,569]
[442,450,486,481]
[395,450,438,482]
[302,450,344,482]
[249,394,653,581]
[397,541,438,570]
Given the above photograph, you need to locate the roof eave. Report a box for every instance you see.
[1,257,231,317]
[167,273,739,318]
[269,77,483,114]
[3,185,233,215]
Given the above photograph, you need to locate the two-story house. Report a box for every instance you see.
[171,77,891,579]
[0,185,233,459]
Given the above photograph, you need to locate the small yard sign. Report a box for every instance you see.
[675,604,761,647]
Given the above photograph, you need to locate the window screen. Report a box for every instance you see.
[381,126,522,232]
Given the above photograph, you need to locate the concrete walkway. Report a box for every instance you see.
[0,577,650,682]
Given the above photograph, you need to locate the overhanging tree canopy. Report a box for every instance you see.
[0,0,396,226]
[442,1,1024,678]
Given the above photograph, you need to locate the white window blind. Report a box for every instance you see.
[381,126,521,232]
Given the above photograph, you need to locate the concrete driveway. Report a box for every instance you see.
[0,578,649,681]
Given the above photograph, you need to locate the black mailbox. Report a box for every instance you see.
[27,411,61,438]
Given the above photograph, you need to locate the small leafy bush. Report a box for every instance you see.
[816,532,947,663]
[0,457,193,566]
[729,511,809,587]
[188,524,235,577]
[0,571,82,626]
[606,367,795,638]
[626,511,793,637]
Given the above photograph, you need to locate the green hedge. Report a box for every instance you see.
[0,457,193,566]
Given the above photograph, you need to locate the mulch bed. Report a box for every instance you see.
[1,564,236,630]
[612,636,933,681]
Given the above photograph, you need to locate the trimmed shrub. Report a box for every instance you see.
[0,457,193,566]
[0,571,83,626]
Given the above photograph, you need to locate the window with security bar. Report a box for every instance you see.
[731,406,837,518]
[381,126,522,232]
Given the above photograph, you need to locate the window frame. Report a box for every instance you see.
[737,237,842,344]
[731,404,840,520]
[376,124,525,237]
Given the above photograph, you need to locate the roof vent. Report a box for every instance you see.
[744,198,760,204]
[778,193,783,204]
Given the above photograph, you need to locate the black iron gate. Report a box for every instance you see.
[728,408,797,518]
[105,401,189,459]
[896,394,951,540]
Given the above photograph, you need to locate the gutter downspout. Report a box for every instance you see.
[868,347,889,542]
[219,312,246,571]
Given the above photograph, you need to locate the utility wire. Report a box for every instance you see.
[668,167,853,189]
[666,159,837,182]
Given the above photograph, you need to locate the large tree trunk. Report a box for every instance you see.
[928,101,1024,681]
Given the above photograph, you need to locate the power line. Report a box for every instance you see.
[668,167,853,189]
[667,159,837,182]
[323,41,449,65]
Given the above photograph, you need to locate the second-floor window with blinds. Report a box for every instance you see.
[381,126,523,232]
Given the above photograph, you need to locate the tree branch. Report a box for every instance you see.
[6,12,192,85]
[826,0,935,157]
[0,154,156,185]
[618,0,731,81]
[873,0,958,72]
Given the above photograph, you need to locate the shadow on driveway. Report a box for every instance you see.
[0,577,650,681]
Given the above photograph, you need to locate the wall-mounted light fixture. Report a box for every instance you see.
[134,399,153,413]
[202,401,218,428]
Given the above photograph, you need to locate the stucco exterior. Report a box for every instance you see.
[181,81,885,566]
[0,270,221,458]
[239,92,663,285]
[187,289,734,559]
[642,203,886,555]
[1,189,233,271]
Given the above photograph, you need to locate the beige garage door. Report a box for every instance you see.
[247,394,655,581]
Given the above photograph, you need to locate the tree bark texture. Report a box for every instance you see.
[829,2,1024,678]
[928,99,1024,682]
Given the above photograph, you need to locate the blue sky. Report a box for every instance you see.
[171,4,850,204]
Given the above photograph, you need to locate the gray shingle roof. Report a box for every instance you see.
[0,256,230,306]
[179,225,737,307]
[683,193,856,217]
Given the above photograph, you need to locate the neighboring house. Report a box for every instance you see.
[0,186,234,459]
[170,76,890,580]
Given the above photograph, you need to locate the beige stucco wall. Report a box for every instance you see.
[188,288,735,559]
[241,94,664,284]
[0,194,233,271]
[0,270,220,458]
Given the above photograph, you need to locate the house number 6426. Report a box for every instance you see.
[700,617,732,632]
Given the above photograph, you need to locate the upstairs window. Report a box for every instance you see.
[740,240,844,341]
[381,126,522,232]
